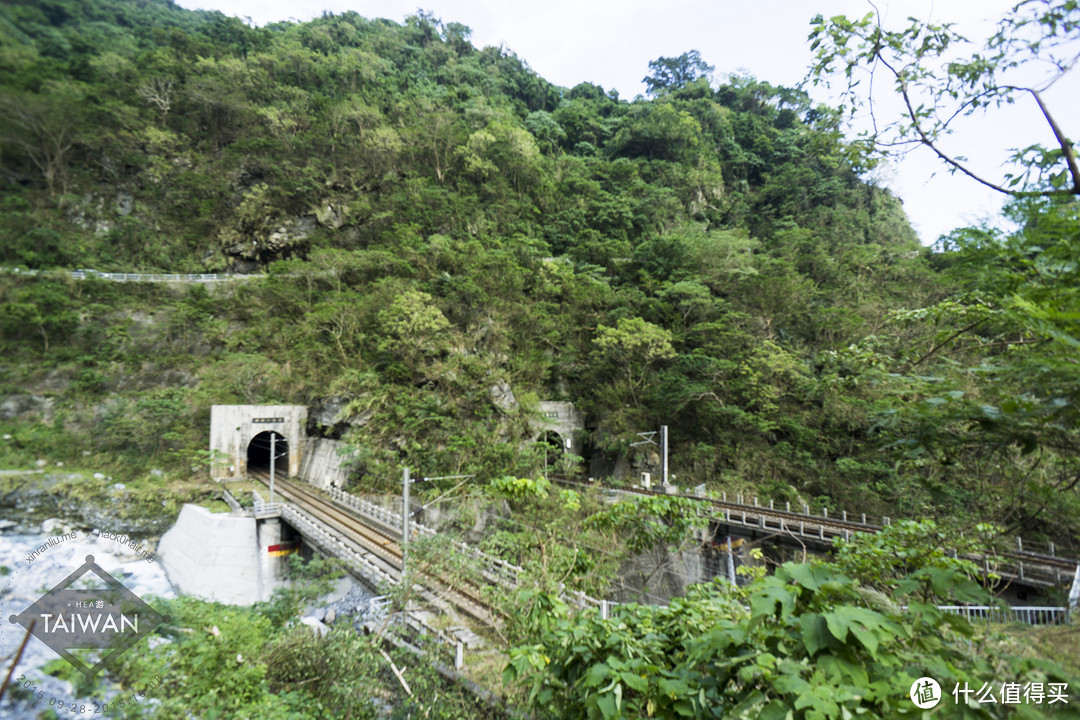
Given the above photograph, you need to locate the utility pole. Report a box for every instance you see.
[726,535,736,585]
[402,467,410,582]
[269,433,276,504]
[1069,563,1080,614]
[660,425,669,486]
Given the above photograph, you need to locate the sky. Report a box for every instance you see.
[175,0,1080,245]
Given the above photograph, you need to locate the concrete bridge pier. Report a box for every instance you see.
[159,504,294,605]
[258,517,286,594]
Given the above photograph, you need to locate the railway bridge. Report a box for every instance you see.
[558,480,1080,604]
[159,406,1079,627]
[153,466,1080,672]
[181,465,1079,616]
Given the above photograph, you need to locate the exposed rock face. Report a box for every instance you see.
[312,397,348,427]
[63,191,135,234]
[315,203,345,229]
[115,191,134,216]
[0,394,55,422]
[228,258,262,274]
[0,473,171,535]
[161,369,198,387]
[311,397,372,433]
[489,380,516,412]
[265,216,315,253]
[221,215,317,269]
[37,370,73,394]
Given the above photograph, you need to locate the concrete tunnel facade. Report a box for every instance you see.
[209,404,307,480]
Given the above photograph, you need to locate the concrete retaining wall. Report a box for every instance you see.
[611,529,713,605]
[299,437,354,490]
[157,504,271,605]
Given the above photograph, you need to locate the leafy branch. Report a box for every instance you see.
[807,1,1080,196]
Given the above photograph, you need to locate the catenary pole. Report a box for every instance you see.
[661,425,668,486]
[402,467,410,581]
[269,433,276,504]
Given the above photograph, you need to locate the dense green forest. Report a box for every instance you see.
[2,0,1076,542]
[2,0,1080,718]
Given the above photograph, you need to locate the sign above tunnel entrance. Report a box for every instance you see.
[252,417,284,424]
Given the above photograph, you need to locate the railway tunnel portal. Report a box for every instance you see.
[209,404,307,480]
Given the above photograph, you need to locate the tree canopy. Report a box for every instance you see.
[643,50,714,97]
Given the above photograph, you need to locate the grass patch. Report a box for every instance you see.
[1008,623,1080,678]
[199,498,233,513]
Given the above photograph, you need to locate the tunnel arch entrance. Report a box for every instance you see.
[539,430,567,454]
[538,430,572,478]
[247,431,288,474]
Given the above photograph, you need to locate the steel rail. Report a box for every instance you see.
[249,471,499,626]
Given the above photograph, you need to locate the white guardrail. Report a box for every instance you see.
[565,590,1072,627]
[324,486,523,588]
[1,267,265,283]
[935,605,1070,625]
[372,611,469,670]
[282,503,397,589]
[253,501,282,519]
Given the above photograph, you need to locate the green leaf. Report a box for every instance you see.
[673,699,696,717]
[750,581,797,622]
[823,610,851,643]
[658,677,691,698]
[817,655,869,687]
[585,662,611,688]
[621,672,648,692]
[759,699,793,720]
[857,625,878,656]
[800,614,830,655]
[597,692,617,719]
[773,674,813,695]
[781,562,827,591]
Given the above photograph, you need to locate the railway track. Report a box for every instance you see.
[556,478,1079,588]
[248,470,500,627]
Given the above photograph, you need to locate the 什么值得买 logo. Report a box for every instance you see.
[910,677,942,709]
[8,554,171,680]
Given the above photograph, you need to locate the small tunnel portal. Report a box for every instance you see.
[247,431,288,473]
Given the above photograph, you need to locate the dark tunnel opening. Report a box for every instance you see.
[247,431,288,472]
[539,430,566,454]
